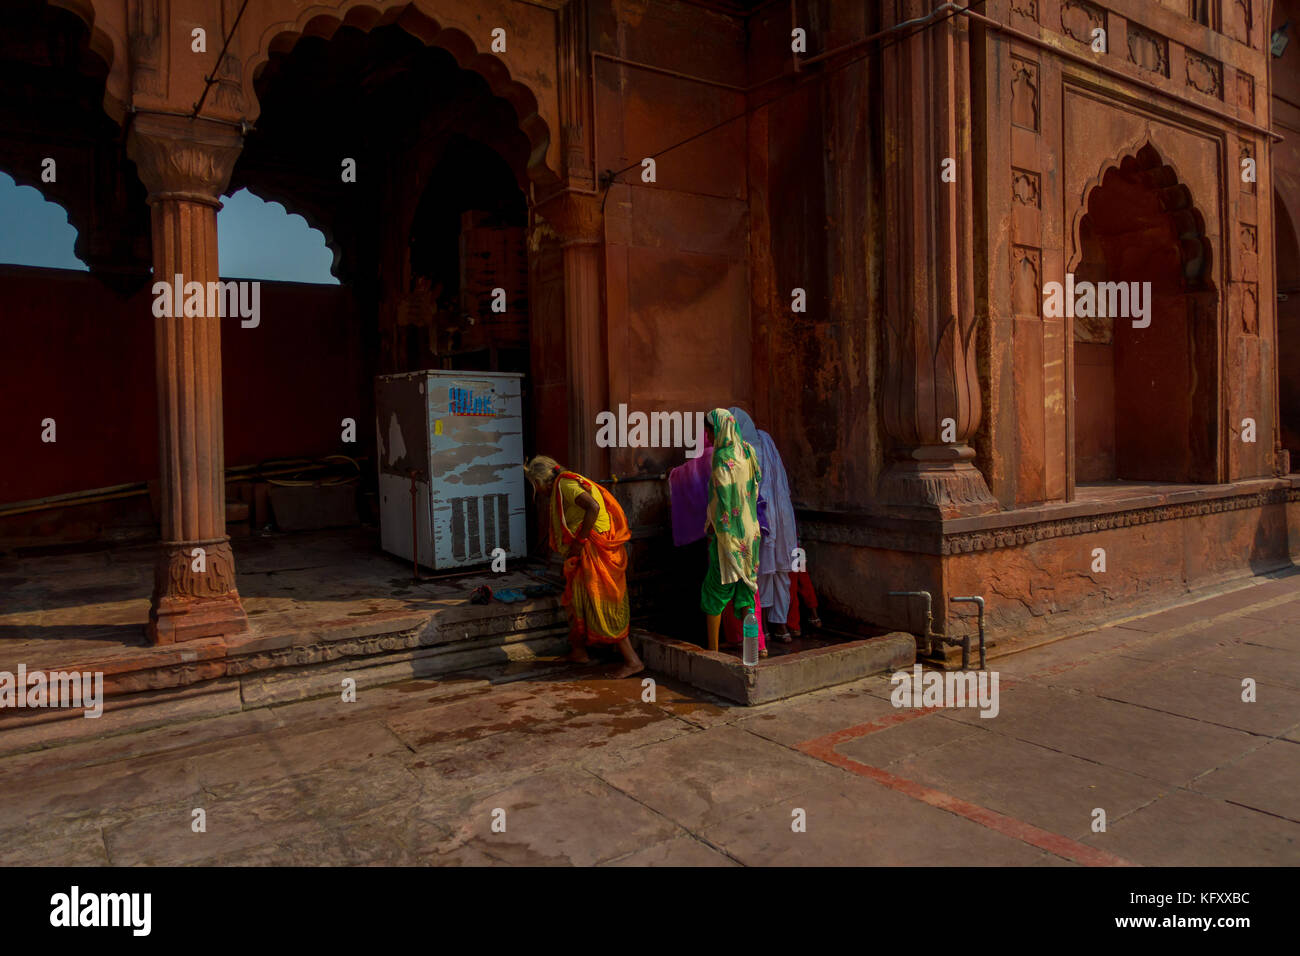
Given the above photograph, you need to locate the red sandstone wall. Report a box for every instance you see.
[1274,0,1300,460]
[746,0,884,514]
[593,0,751,480]
[0,265,365,505]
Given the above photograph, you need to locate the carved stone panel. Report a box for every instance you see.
[1236,71,1255,113]
[1240,142,1257,195]
[1060,0,1105,46]
[1012,169,1041,207]
[1012,245,1042,317]
[1240,223,1258,255]
[1239,282,1259,335]
[1010,0,1039,23]
[1011,58,1040,132]
[1185,52,1223,100]
[1127,24,1169,78]
[1229,0,1253,48]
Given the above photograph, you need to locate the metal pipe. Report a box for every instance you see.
[799,1,966,68]
[949,595,986,669]
[888,590,936,655]
[595,472,667,486]
[591,50,748,93]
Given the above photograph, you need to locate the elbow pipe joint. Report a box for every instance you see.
[888,590,939,656]
[948,596,986,670]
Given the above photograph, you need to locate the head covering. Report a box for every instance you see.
[728,407,761,458]
[705,408,762,591]
[733,409,798,569]
[728,406,768,533]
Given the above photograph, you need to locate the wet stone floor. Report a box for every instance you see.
[1,571,1299,866]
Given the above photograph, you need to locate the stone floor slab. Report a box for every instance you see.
[1083,789,1300,866]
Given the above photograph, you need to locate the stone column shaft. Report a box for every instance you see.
[879,1,997,517]
[127,113,248,643]
[538,192,607,477]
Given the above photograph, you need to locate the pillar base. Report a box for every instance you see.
[147,538,249,644]
[148,593,249,645]
[878,459,999,520]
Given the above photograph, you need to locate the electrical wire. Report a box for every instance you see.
[598,0,989,187]
[193,0,253,118]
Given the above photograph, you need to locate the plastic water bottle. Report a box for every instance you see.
[742,612,759,666]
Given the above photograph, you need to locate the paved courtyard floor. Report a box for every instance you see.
[1,570,1298,866]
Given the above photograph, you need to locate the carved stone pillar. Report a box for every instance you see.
[878,1,998,518]
[127,113,249,643]
[536,191,607,477]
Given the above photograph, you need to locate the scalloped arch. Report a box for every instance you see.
[224,182,347,282]
[219,185,344,282]
[46,0,129,125]
[0,170,87,269]
[241,1,558,189]
[1067,134,1214,285]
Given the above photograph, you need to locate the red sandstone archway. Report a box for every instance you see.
[43,0,128,124]
[1069,143,1220,490]
[241,2,559,190]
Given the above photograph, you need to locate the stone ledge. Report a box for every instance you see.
[629,628,916,705]
[801,478,1300,554]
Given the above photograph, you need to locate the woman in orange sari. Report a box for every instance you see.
[524,456,644,678]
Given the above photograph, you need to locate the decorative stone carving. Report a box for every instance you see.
[1012,169,1041,207]
[1012,246,1041,317]
[1240,282,1259,335]
[128,0,168,97]
[1126,25,1168,77]
[1240,141,1256,194]
[1236,71,1255,112]
[1010,57,1039,132]
[1010,0,1039,21]
[153,539,240,600]
[534,190,603,246]
[559,0,594,187]
[1230,0,1253,48]
[1240,223,1258,254]
[1185,52,1223,99]
[127,113,243,204]
[213,51,244,112]
[799,488,1298,555]
[1060,0,1104,46]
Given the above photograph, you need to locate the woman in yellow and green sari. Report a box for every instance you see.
[701,408,765,655]
[524,456,644,678]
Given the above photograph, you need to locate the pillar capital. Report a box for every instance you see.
[126,113,244,206]
[535,190,603,247]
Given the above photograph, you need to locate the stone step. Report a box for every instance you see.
[0,622,569,755]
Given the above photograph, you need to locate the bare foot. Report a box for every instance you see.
[612,660,645,678]
[565,649,592,664]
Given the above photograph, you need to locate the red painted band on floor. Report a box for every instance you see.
[798,710,1136,867]
[814,707,938,748]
